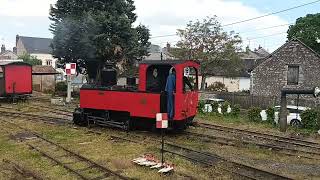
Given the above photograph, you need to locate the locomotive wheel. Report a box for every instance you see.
[73,108,87,127]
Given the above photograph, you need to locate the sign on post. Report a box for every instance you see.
[65,63,77,75]
[156,113,168,129]
[65,63,76,103]
[156,113,168,165]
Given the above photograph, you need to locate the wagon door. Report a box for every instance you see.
[5,65,32,94]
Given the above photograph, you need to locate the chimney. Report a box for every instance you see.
[13,47,17,54]
[166,42,171,52]
[16,34,19,47]
[245,45,250,53]
[1,45,5,54]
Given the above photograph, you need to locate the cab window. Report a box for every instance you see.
[183,67,198,92]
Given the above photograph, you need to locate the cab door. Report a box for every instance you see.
[179,66,199,120]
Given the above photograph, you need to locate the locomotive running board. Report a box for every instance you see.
[87,115,126,129]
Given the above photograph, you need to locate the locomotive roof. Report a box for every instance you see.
[139,60,200,65]
[0,61,31,66]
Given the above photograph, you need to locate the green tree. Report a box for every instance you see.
[172,16,242,90]
[49,0,150,81]
[287,13,320,54]
[18,53,42,65]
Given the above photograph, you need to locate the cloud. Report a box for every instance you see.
[0,0,56,17]
[0,0,289,51]
[134,0,289,51]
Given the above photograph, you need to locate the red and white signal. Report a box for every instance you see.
[156,113,168,129]
[65,63,76,75]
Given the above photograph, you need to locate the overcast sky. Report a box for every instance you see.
[0,0,319,53]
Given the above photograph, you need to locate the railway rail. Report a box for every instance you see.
[0,108,71,125]
[185,131,320,160]
[164,143,291,180]
[197,123,320,154]
[2,159,43,180]
[199,122,320,148]
[1,119,130,180]
[84,130,292,180]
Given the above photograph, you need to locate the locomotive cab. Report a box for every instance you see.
[75,60,200,131]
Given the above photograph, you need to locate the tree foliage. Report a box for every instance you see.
[49,0,151,80]
[172,16,242,90]
[18,53,42,66]
[287,13,320,54]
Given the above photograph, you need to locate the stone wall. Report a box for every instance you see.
[251,39,320,99]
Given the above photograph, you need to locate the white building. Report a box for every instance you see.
[16,35,57,68]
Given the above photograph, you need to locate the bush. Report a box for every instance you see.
[248,107,262,122]
[266,106,275,124]
[207,82,228,92]
[301,109,320,130]
[55,81,67,92]
[211,101,219,114]
[231,104,241,117]
[198,100,206,114]
[221,101,231,115]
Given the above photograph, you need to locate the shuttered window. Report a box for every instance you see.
[287,65,299,85]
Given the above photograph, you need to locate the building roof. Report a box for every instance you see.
[253,38,320,71]
[254,47,270,57]
[239,50,262,60]
[0,60,28,66]
[0,61,30,72]
[19,36,52,54]
[0,50,18,60]
[32,65,59,75]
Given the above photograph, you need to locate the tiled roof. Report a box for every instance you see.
[19,36,52,54]
[32,65,59,75]
[0,60,26,66]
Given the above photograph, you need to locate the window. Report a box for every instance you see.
[0,73,3,78]
[46,59,52,66]
[287,65,299,85]
[183,67,198,92]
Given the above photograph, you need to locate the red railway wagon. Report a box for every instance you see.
[0,61,32,98]
[73,60,200,131]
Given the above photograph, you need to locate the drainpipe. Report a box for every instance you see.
[279,87,320,132]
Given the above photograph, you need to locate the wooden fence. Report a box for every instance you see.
[200,91,319,109]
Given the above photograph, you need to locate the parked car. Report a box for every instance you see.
[203,98,231,114]
[260,105,309,127]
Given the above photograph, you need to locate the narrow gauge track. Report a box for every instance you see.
[3,159,43,180]
[1,120,130,180]
[164,143,291,180]
[0,102,74,116]
[86,130,291,180]
[23,104,74,117]
[198,123,320,153]
[185,131,320,160]
[0,109,71,125]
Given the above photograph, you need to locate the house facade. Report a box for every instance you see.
[251,39,320,97]
[16,35,57,68]
[201,46,269,92]
[0,45,18,60]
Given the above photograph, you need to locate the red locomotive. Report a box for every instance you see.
[73,60,200,131]
[0,61,32,99]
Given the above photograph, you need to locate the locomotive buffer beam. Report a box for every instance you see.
[87,115,126,129]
